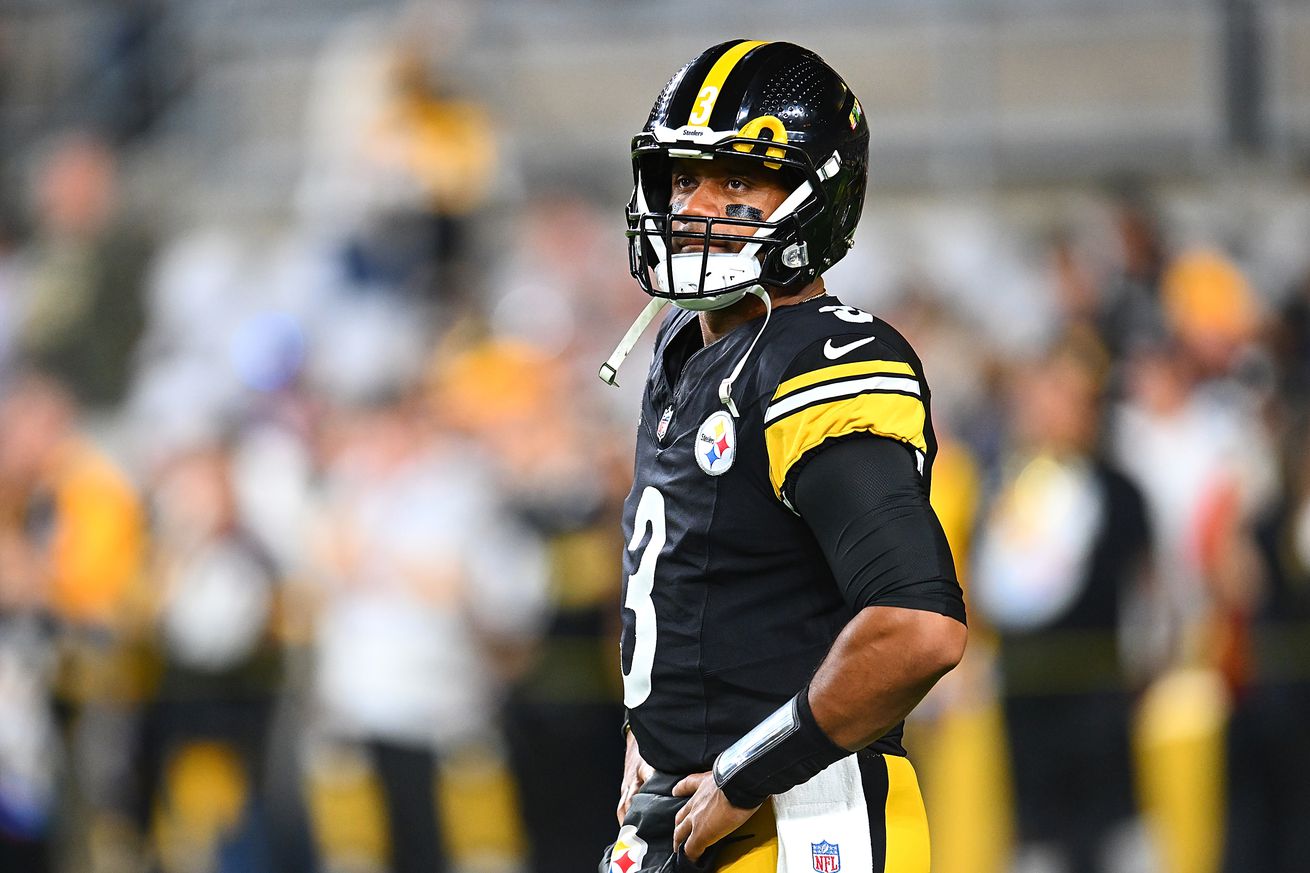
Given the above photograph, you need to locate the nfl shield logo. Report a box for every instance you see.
[656,406,673,442]
[811,841,841,873]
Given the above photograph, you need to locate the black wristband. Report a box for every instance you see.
[711,685,850,809]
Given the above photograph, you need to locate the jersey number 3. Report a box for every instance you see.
[623,486,664,708]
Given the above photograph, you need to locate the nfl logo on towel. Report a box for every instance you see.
[811,841,841,873]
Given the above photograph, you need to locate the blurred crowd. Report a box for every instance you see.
[874,193,1310,873]
[1,10,640,873]
[1,5,1309,873]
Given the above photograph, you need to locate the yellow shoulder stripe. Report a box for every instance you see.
[774,359,916,401]
[686,40,769,127]
[765,392,927,497]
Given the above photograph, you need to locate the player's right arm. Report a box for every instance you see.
[617,726,654,824]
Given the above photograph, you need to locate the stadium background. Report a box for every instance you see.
[0,1,1307,872]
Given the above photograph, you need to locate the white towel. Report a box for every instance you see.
[771,756,872,873]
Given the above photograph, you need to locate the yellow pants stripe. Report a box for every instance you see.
[884,755,931,873]
[717,803,779,873]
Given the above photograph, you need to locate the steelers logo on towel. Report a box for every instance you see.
[696,410,737,476]
[609,825,648,873]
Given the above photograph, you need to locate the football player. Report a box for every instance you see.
[599,41,967,873]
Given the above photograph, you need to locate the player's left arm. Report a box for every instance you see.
[674,436,967,860]
[795,435,967,749]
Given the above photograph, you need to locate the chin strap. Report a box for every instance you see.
[718,287,772,418]
[598,296,670,386]
[599,287,773,417]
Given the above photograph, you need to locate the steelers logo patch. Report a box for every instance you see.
[609,825,648,873]
[696,410,737,476]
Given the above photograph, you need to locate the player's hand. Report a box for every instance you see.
[617,729,655,824]
[671,771,761,862]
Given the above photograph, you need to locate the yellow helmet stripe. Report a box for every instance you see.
[685,40,769,128]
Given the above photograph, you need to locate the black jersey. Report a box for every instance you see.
[619,293,939,774]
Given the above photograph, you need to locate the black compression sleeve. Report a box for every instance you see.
[792,436,966,624]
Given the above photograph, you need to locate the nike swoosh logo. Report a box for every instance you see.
[823,336,878,359]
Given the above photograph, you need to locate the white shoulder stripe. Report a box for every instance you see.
[764,375,921,424]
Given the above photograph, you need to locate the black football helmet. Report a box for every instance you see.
[626,39,870,311]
